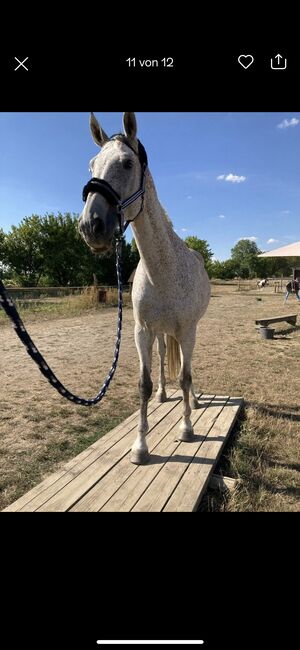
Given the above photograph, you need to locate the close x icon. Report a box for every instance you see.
[14,57,29,71]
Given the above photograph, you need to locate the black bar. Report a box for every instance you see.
[0,45,297,107]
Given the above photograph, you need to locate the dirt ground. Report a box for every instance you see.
[1,286,300,510]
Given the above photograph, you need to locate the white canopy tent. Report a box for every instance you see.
[258,241,300,257]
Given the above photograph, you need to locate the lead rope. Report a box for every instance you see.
[0,239,123,407]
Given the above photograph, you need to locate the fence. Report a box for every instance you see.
[237,281,257,291]
[237,279,285,292]
[4,285,130,300]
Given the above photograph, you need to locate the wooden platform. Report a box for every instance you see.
[255,313,297,328]
[3,391,243,512]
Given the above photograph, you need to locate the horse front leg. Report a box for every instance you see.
[156,334,167,402]
[190,382,201,409]
[178,334,196,441]
[131,325,154,465]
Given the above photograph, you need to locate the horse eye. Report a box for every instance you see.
[123,158,133,170]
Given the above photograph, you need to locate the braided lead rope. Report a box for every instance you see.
[0,240,123,407]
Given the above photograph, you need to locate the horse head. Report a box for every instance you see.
[79,112,147,253]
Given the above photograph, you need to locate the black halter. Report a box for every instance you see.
[82,135,148,234]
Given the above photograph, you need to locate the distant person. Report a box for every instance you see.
[284,278,300,303]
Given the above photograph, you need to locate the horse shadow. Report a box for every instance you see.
[246,401,300,422]
[147,430,228,466]
[147,452,215,466]
[273,324,300,337]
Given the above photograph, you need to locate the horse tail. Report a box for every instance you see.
[166,335,181,380]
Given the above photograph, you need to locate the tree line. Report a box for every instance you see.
[0,214,296,286]
[210,239,298,280]
[0,214,139,287]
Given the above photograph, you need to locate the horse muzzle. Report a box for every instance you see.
[79,209,118,254]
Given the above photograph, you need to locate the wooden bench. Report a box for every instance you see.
[2,390,243,512]
[255,314,297,328]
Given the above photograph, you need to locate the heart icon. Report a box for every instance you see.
[238,54,254,69]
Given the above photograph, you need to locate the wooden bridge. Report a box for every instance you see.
[3,390,243,512]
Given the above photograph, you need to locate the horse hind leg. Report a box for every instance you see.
[156,334,167,403]
[131,325,154,465]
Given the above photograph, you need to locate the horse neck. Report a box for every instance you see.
[131,171,177,280]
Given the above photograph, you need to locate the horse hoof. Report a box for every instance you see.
[130,448,150,465]
[192,398,200,409]
[156,390,167,403]
[178,423,194,442]
[178,431,194,442]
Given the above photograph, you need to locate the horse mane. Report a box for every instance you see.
[190,249,204,262]
[161,207,173,228]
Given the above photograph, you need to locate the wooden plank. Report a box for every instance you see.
[209,474,238,493]
[100,395,215,512]
[131,396,230,512]
[255,314,297,327]
[3,389,178,512]
[74,395,214,512]
[3,392,243,514]
[34,391,182,511]
[163,397,243,511]
[71,390,195,512]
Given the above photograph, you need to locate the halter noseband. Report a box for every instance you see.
[82,135,148,235]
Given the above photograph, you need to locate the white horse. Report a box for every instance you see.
[79,112,210,464]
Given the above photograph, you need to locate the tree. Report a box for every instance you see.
[231,239,262,278]
[210,258,239,279]
[40,217,143,287]
[184,236,214,271]
[40,213,90,286]
[0,228,5,269]
[1,216,45,285]
[129,238,140,265]
[121,240,139,284]
[0,228,7,278]
[231,238,261,260]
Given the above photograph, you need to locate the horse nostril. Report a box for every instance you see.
[93,217,105,237]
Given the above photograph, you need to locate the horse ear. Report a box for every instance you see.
[89,112,109,147]
[123,112,137,140]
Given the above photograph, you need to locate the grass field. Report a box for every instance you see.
[1,284,299,511]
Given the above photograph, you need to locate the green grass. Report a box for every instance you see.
[201,406,300,512]
[0,414,126,510]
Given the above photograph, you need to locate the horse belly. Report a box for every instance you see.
[132,263,210,335]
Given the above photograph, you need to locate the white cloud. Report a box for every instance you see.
[181,228,189,232]
[238,236,258,242]
[281,210,291,214]
[267,238,279,244]
[217,173,246,183]
[186,195,192,200]
[218,214,225,219]
[277,117,299,129]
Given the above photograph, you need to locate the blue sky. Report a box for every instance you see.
[1,112,299,260]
